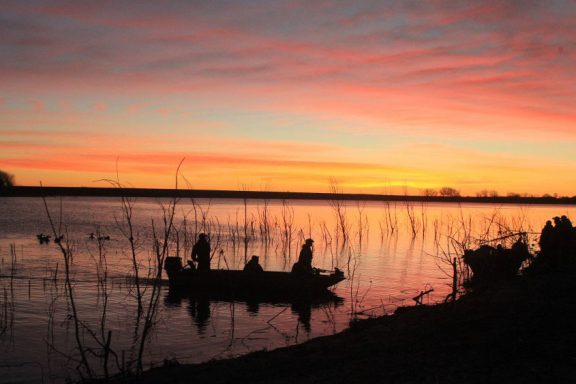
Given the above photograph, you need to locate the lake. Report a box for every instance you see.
[0,196,572,383]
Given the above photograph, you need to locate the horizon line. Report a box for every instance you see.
[1,186,575,205]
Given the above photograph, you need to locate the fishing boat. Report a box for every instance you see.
[163,256,345,300]
[463,237,531,281]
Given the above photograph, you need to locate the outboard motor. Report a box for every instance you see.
[164,256,183,280]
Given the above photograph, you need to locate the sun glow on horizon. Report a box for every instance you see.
[1,1,576,197]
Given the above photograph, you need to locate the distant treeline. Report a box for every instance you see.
[1,186,575,205]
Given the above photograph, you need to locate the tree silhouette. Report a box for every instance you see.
[438,187,460,197]
[423,188,438,197]
[476,189,499,198]
[0,170,15,188]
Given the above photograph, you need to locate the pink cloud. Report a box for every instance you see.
[93,102,107,113]
[32,99,45,112]
[2,1,576,194]
[1,146,416,185]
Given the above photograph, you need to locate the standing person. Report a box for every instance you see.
[292,238,314,274]
[192,233,211,271]
[539,220,554,256]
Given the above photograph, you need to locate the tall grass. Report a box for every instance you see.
[14,186,554,381]
[42,195,94,380]
[329,179,349,245]
[0,244,16,337]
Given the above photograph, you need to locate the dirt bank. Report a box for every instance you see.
[113,271,576,383]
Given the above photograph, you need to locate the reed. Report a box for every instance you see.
[382,201,398,235]
[329,179,349,245]
[227,213,238,248]
[405,201,419,238]
[134,160,183,374]
[429,207,538,301]
[355,201,369,249]
[320,302,338,334]
[38,163,187,380]
[280,200,295,261]
[259,199,273,243]
[345,245,371,321]
[431,212,472,301]
[106,178,145,316]
[45,282,60,354]
[243,196,249,265]
[420,202,428,237]
[0,246,16,337]
[41,195,94,380]
[41,199,126,381]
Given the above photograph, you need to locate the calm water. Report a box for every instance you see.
[0,196,572,383]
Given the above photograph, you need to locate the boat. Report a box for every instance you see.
[463,238,531,281]
[163,256,345,300]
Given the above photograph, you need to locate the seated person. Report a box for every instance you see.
[292,238,314,274]
[244,255,264,273]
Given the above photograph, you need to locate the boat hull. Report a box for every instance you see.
[166,268,345,300]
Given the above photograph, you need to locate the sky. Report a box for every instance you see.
[1,0,575,196]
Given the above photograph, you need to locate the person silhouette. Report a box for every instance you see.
[292,238,314,274]
[243,255,264,273]
[192,233,211,271]
[539,220,554,256]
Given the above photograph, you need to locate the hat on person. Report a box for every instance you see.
[305,238,314,245]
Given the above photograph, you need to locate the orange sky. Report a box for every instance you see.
[1,1,575,196]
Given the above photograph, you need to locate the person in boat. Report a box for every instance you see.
[192,233,211,271]
[292,238,314,275]
[243,255,264,273]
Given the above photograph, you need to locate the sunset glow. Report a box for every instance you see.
[1,1,575,196]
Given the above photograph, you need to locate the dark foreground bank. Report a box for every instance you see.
[110,270,576,384]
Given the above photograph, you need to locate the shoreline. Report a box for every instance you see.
[2,186,575,205]
[111,270,576,383]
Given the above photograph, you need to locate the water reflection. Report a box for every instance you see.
[188,295,211,333]
[165,288,343,333]
[3,197,573,383]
